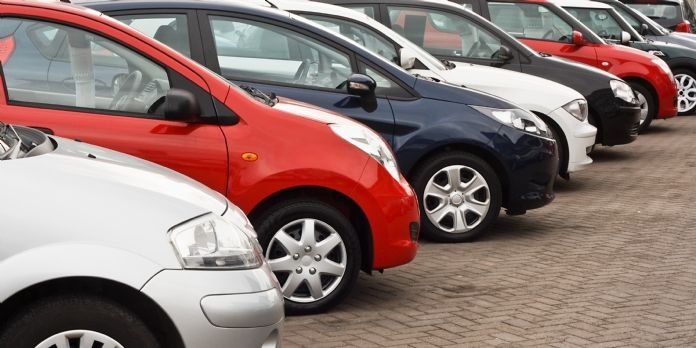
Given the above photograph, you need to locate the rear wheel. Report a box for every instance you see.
[412,152,502,243]
[629,82,655,132]
[0,295,159,348]
[255,200,361,315]
[674,69,696,115]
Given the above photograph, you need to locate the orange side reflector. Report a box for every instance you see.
[242,152,258,161]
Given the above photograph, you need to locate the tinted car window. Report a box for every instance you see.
[386,6,503,59]
[302,14,399,64]
[611,5,643,31]
[113,14,191,57]
[488,2,573,42]
[209,16,351,90]
[1,17,171,116]
[566,8,622,40]
[628,3,680,21]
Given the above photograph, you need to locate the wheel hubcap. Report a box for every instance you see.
[36,330,123,348]
[423,165,491,234]
[266,219,347,303]
[634,90,649,125]
[675,73,696,113]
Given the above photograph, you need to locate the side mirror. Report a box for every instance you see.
[572,30,585,46]
[640,23,649,35]
[494,45,513,61]
[346,74,376,98]
[399,47,419,70]
[620,30,631,44]
[164,88,201,122]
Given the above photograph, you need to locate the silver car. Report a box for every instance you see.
[0,123,283,348]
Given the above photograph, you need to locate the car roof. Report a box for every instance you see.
[549,0,613,9]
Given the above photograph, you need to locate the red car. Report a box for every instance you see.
[0,0,419,314]
[483,0,678,129]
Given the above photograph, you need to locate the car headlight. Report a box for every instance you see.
[169,213,264,269]
[562,99,588,122]
[329,123,401,182]
[610,80,636,103]
[652,58,673,77]
[470,105,550,137]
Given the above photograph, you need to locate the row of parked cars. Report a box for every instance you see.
[2,0,696,346]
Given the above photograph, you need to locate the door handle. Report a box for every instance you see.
[30,126,54,135]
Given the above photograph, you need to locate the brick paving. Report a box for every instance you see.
[283,116,696,347]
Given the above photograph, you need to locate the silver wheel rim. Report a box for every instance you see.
[36,330,124,348]
[634,89,649,125]
[266,218,347,303]
[676,73,696,113]
[423,165,491,234]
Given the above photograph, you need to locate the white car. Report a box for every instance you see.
[270,0,597,177]
[0,124,283,348]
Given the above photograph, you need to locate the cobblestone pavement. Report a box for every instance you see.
[283,117,696,348]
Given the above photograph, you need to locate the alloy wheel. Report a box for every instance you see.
[634,89,649,125]
[36,330,124,348]
[423,165,491,233]
[266,218,347,303]
[676,73,696,113]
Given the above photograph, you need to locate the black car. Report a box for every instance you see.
[622,0,695,33]
[318,0,641,146]
[561,0,696,115]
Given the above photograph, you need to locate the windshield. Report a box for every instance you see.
[628,3,681,21]
[632,8,672,34]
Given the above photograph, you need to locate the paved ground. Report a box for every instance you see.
[283,116,696,347]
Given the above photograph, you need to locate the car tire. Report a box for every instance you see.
[0,295,159,348]
[674,68,696,116]
[412,151,502,243]
[255,200,361,315]
[546,121,567,178]
[629,81,655,132]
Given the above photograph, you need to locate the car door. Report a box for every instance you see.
[486,1,599,67]
[0,15,229,194]
[193,11,397,144]
[379,4,524,71]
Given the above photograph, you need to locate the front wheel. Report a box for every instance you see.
[255,200,361,315]
[412,152,502,243]
[0,295,159,348]
[674,69,696,115]
[629,82,655,132]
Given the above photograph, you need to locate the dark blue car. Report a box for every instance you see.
[81,0,558,242]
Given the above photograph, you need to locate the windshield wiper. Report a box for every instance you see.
[441,59,456,70]
[239,85,278,106]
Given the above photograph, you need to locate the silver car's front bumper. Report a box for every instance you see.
[141,267,284,348]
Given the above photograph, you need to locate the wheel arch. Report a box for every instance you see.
[0,276,185,348]
[405,143,510,207]
[247,186,373,273]
[533,111,567,175]
[623,76,658,113]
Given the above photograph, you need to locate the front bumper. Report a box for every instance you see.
[589,93,640,146]
[656,75,679,119]
[490,127,558,215]
[141,267,284,348]
[549,107,596,173]
[352,158,420,270]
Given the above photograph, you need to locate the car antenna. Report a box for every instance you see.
[264,0,278,8]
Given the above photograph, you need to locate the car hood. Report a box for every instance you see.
[631,40,696,59]
[416,62,584,112]
[1,135,232,268]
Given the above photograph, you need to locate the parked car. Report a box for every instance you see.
[0,0,420,314]
[84,0,559,243]
[557,0,696,115]
[318,0,640,146]
[623,0,694,33]
[270,0,594,179]
[0,123,283,348]
[459,0,677,130]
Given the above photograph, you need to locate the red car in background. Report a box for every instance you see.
[0,0,419,315]
[472,0,678,130]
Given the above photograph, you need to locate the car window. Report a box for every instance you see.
[208,16,352,90]
[611,4,643,31]
[566,8,622,41]
[386,6,503,60]
[358,63,411,98]
[488,2,573,42]
[113,14,191,58]
[301,14,399,64]
[0,17,171,116]
[345,5,377,19]
[628,3,680,21]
